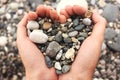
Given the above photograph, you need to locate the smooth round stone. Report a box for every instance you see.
[0,36,7,46]
[29,30,48,43]
[79,32,88,37]
[43,22,52,30]
[56,70,62,75]
[78,37,85,41]
[62,65,70,73]
[54,62,62,70]
[82,18,92,26]
[71,37,79,43]
[56,50,63,60]
[68,31,78,37]
[27,21,39,30]
[45,56,53,68]
[65,48,75,61]
[63,37,72,43]
[74,24,85,31]
[55,33,63,42]
[46,41,61,58]
[62,33,68,38]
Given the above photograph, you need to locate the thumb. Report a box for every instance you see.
[91,10,107,41]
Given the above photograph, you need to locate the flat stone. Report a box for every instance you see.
[79,32,88,37]
[78,37,85,41]
[0,36,7,46]
[29,30,48,43]
[62,65,70,73]
[43,22,52,30]
[82,18,92,26]
[27,21,39,30]
[45,56,53,68]
[56,50,63,60]
[68,31,78,37]
[54,62,62,70]
[46,41,61,58]
[105,28,117,40]
[65,48,75,61]
[102,4,119,22]
[74,24,85,31]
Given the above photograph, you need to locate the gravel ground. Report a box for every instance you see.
[0,0,120,80]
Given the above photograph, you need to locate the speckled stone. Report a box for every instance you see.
[68,31,78,37]
[46,41,61,58]
[82,18,92,26]
[62,65,70,73]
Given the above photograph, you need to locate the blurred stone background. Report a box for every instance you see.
[0,0,120,80]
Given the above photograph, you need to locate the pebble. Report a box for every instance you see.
[62,33,68,38]
[101,42,106,51]
[45,56,53,68]
[62,65,70,73]
[63,37,72,43]
[27,21,39,30]
[54,62,62,70]
[29,30,48,43]
[68,31,78,37]
[74,24,85,31]
[46,41,61,58]
[82,18,92,26]
[56,50,63,60]
[56,70,62,75]
[71,37,79,43]
[65,48,75,61]
[0,36,7,46]
[102,4,119,22]
[43,22,52,30]
[98,0,106,8]
[73,18,79,26]
[104,28,117,40]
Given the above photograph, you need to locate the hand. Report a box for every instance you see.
[57,0,107,80]
[17,5,61,80]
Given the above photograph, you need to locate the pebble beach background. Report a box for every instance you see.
[0,0,120,80]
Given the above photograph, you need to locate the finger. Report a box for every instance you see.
[28,11,38,20]
[65,5,74,16]
[45,6,52,18]
[60,9,69,18]
[73,5,86,15]
[50,9,59,21]
[71,12,107,74]
[58,14,67,23]
[36,5,46,18]
[17,14,28,40]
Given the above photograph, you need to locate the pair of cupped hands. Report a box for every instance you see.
[17,0,107,80]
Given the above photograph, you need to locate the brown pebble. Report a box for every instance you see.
[43,22,52,30]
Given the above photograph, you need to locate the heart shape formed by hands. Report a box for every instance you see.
[26,3,93,74]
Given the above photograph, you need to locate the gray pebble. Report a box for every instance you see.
[82,18,92,26]
[55,33,63,42]
[62,65,70,73]
[78,37,85,41]
[56,50,63,60]
[102,4,119,22]
[46,41,61,58]
[73,18,79,26]
[74,24,85,31]
[45,56,53,68]
[68,31,78,37]
[64,37,72,43]
[79,32,88,37]
[27,21,39,30]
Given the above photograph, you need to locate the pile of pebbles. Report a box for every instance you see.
[27,14,93,74]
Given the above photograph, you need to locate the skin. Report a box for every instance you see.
[17,0,107,80]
